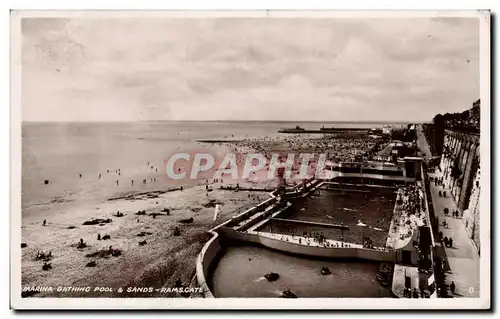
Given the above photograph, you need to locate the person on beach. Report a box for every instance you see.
[42,219,46,226]
[116,180,119,186]
[131,180,134,186]
[79,173,82,178]
[97,234,101,240]
[450,281,456,294]
[99,173,102,179]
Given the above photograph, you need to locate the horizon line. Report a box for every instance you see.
[22,120,431,124]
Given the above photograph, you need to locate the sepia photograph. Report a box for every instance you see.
[10,10,490,310]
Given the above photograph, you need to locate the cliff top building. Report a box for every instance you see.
[440,127,480,251]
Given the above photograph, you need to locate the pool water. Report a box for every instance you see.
[211,245,393,298]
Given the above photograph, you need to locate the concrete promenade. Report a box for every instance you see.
[416,124,480,298]
[428,171,480,297]
[415,125,433,159]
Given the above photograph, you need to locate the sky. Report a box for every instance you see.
[21,17,480,122]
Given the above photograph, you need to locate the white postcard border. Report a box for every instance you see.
[10,9,491,310]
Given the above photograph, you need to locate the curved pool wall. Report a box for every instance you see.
[196,227,398,298]
[195,231,220,298]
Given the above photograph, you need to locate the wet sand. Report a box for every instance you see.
[21,182,269,297]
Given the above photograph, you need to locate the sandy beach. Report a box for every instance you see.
[22,182,270,297]
[21,122,385,297]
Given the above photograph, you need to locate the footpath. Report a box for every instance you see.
[415,125,480,298]
[427,171,480,297]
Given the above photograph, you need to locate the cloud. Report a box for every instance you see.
[21,17,480,122]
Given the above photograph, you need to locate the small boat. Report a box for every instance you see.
[264,272,280,282]
[321,266,331,275]
[281,289,298,298]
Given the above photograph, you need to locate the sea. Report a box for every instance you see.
[22,121,397,214]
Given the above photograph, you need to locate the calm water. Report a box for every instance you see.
[259,188,396,247]
[22,121,393,212]
[22,121,280,210]
[211,245,393,298]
